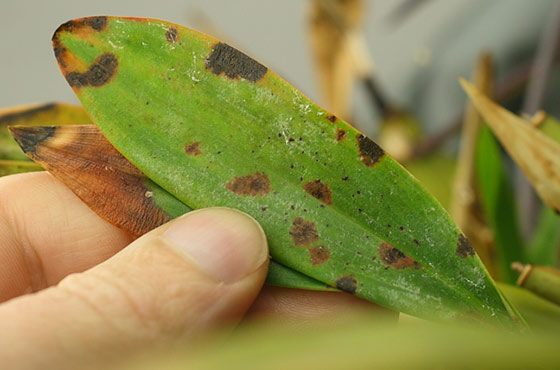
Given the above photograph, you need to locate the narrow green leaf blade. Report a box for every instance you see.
[475,126,525,283]
[52,16,521,326]
[528,206,560,267]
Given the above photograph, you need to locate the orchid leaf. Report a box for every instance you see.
[0,103,91,162]
[50,16,523,327]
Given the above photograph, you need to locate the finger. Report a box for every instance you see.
[0,207,269,369]
[248,286,398,328]
[0,172,134,301]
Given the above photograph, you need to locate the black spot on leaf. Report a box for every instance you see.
[65,53,118,88]
[326,115,337,123]
[336,129,346,141]
[335,275,357,294]
[357,134,384,167]
[456,234,475,258]
[206,42,267,82]
[9,126,56,155]
[379,243,421,269]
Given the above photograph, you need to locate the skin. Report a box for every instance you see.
[0,172,387,369]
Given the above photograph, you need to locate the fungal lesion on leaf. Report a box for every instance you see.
[289,217,319,247]
[65,53,119,88]
[184,141,201,156]
[326,114,337,123]
[309,245,330,265]
[379,242,421,269]
[456,234,475,258]
[303,179,332,205]
[335,275,358,294]
[357,134,385,167]
[166,27,179,43]
[226,172,270,196]
[205,42,268,83]
[335,128,346,141]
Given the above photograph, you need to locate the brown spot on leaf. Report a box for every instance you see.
[335,129,346,141]
[357,134,384,167]
[326,115,337,123]
[290,217,319,247]
[166,27,179,43]
[379,243,421,269]
[65,53,118,88]
[335,275,357,294]
[184,141,201,156]
[226,172,270,196]
[456,234,475,258]
[303,179,332,205]
[309,245,330,265]
[206,42,267,82]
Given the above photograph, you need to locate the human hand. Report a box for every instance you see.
[0,172,385,369]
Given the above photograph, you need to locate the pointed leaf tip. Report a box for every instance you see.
[463,81,560,213]
[9,126,57,155]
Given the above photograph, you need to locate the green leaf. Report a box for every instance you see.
[51,16,522,327]
[528,206,560,267]
[475,126,525,283]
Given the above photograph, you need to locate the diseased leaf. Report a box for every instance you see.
[461,79,560,213]
[51,16,522,327]
[0,102,91,161]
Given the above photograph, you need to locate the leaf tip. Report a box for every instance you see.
[8,125,56,155]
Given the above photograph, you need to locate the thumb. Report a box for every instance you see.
[0,207,269,369]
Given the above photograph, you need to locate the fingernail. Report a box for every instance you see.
[162,208,268,283]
